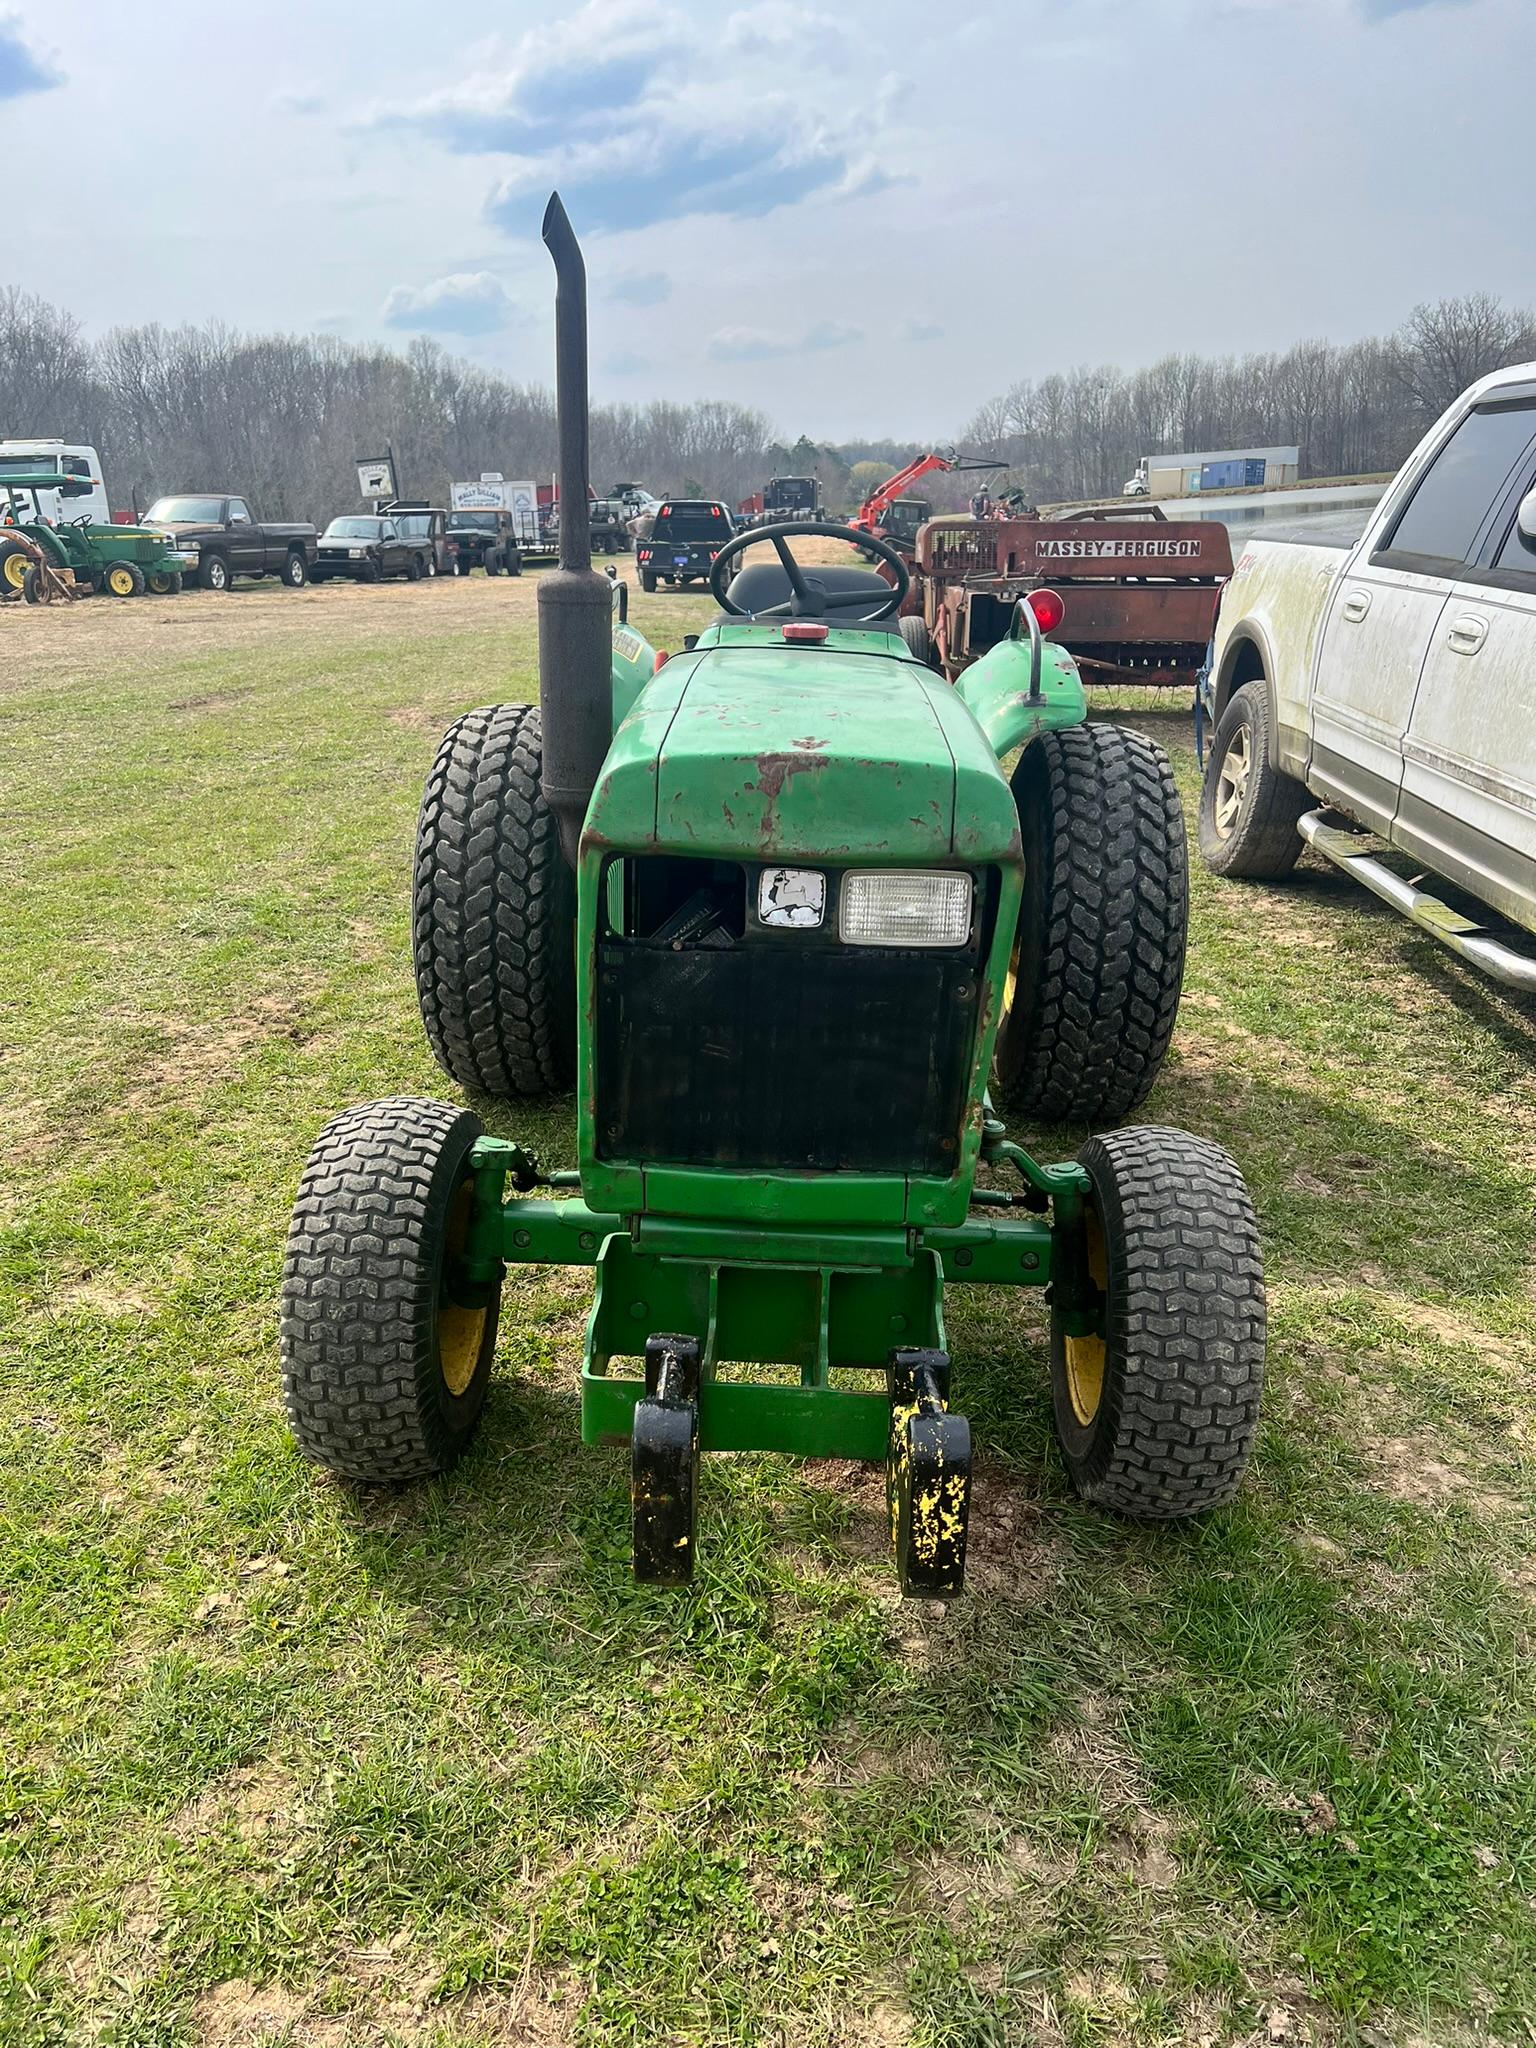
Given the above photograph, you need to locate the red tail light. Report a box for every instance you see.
[1026,587,1065,634]
[653,649,670,671]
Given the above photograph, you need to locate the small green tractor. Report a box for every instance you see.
[280,198,1265,1596]
[0,474,193,601]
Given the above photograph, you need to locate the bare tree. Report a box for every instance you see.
[1391,294,1536,423]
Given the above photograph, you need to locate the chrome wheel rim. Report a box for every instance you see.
[1214,726,1250,839]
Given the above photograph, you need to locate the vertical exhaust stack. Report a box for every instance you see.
[538,193,613,866]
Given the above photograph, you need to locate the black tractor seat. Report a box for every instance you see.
[723,560,899,629]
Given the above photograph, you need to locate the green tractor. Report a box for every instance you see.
[279,198,1265,1596]
[0,474,193,601]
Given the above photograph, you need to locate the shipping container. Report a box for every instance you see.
[1200,459,1246,490]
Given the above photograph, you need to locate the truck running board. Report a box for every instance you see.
[1298,811,1536,993]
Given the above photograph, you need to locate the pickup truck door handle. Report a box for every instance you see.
[1446,612,1488,656]
[1340,588,1371,623]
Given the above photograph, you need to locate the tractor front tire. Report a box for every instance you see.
[413,702,577,1098]
[994,723,1185,1125]
[1198,681,1308,879]
[1050,1126,1265,1517]
[281,1098,500,1483]
[22,566,42,604]
[104,560,147,599]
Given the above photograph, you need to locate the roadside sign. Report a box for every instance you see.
[450,478,510,512]
[356,455,395,500]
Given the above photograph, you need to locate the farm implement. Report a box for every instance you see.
[914,504,1233,687]
[280,197,1266,1596]
[0,472,193,601]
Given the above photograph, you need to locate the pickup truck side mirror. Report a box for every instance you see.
[1516,488,1536,554]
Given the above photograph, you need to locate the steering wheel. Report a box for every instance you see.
[709,519,910,622]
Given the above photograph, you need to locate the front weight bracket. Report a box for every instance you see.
[632,1334,701,1586]
[887,1348,971,1599]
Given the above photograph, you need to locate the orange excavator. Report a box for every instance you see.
[850,451,1003,544]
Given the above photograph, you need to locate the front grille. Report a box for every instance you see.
[594,860,984,1177]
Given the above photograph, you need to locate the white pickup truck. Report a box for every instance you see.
[1197,363,1536,989]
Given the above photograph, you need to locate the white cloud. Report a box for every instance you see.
[381,272,519,335]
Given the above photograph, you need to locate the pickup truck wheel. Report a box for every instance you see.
[640,568,657,593]
[198,553,231,592]
[413,703,577,1099]
[1050,1127,1264,1518]
[407,556,424,582]
[360,561,380,583]
[994,723,1186,1125]
[281,551,308,588]
[1198,681,1307,880]
[485,554,502,577]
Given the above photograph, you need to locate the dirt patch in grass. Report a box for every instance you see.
[120,991,318,1110]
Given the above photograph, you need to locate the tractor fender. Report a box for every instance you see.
[610,614,657,729]
[954,636,1089,761]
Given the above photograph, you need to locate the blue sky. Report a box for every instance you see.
[0,0,1527,439]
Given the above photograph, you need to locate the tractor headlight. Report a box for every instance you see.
[839,870,973,948]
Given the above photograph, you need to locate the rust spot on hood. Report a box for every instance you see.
[753,749,832,799]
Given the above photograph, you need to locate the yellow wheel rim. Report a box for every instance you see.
[2,551,27,590]
[437,1180,488,1397]
[1063,1204,1108,1426]
[107,566,134,595]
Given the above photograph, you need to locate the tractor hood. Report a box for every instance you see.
[585,641,1022,866]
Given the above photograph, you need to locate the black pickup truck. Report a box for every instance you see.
[143,494,318,591]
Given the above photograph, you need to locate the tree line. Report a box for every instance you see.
[1,285,1531,522]
[965,294,1536,504]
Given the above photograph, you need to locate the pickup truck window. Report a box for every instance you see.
[147,496,227,524]
[228,499,252,524]
[1380,401,1536,572]
[325,518,383,539]
[1492,477,1536,577]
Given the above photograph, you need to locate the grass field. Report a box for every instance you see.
[3,571,1536,2047]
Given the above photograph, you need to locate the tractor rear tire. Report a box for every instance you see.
[994,723,1185,1125]
[280,1097,500,1483]
[1198,681,1307,879]
[1049,1126,1264,1518]
[0,541,28,595]
[413,702,577,1098]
